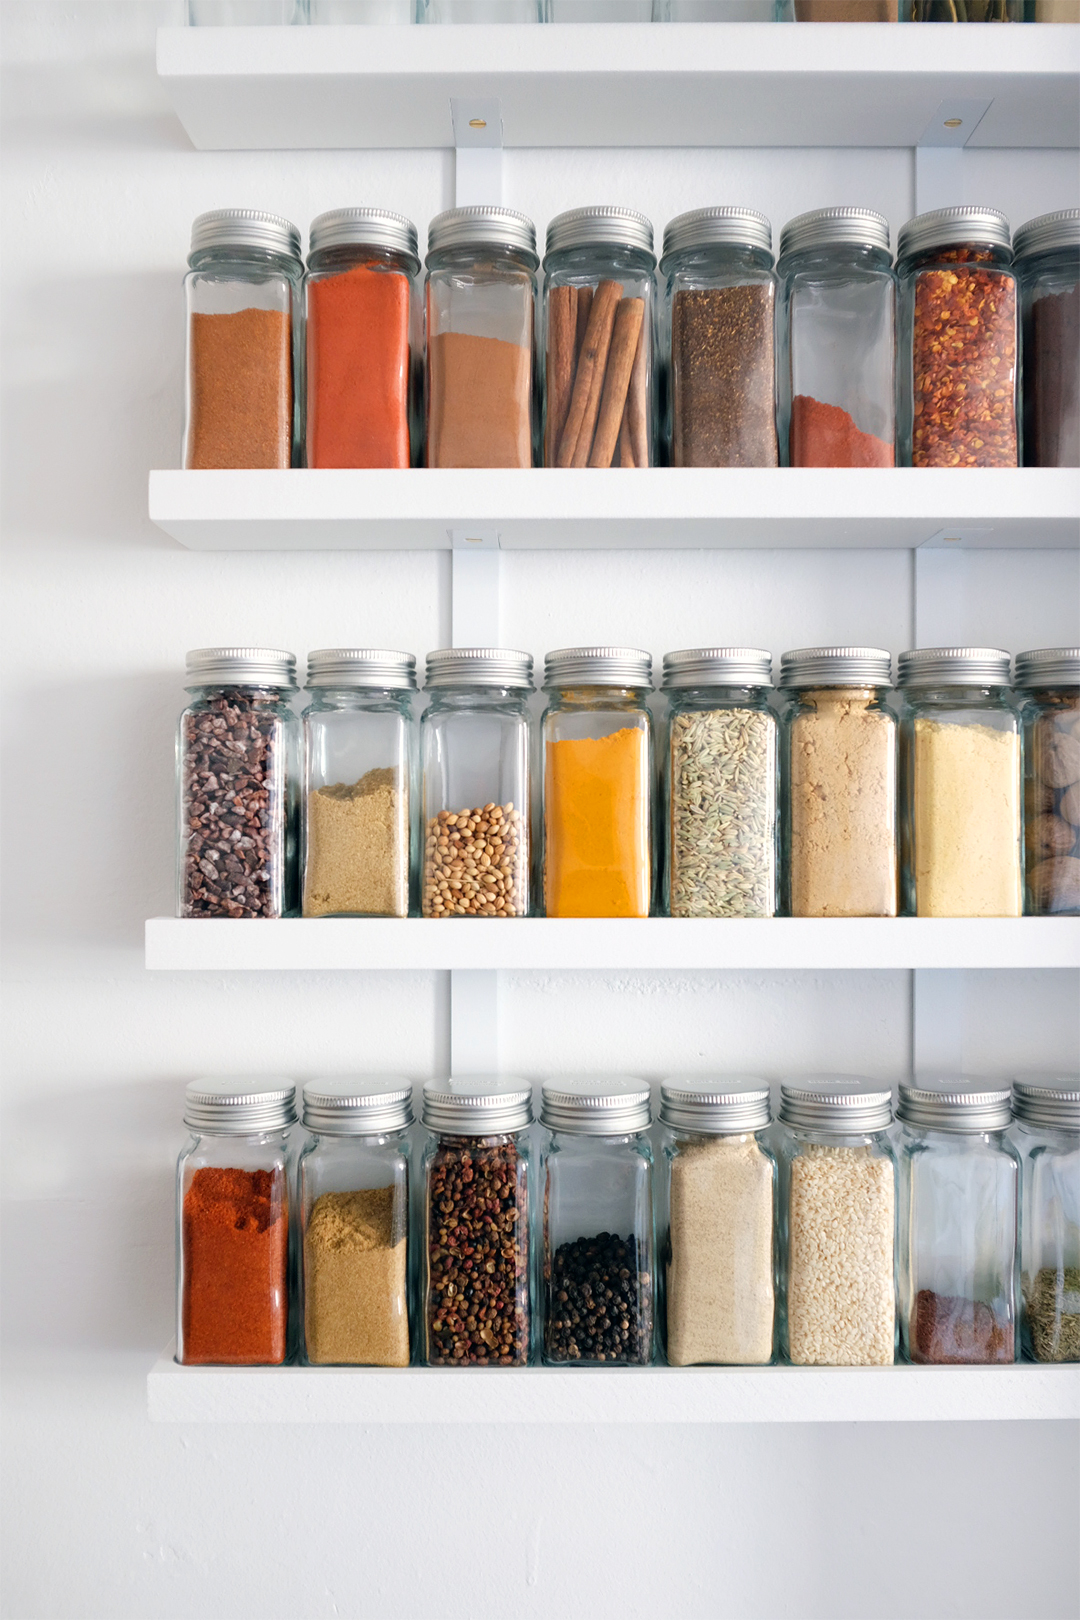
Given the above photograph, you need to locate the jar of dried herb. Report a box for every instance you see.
[1016,210,1079,470]
[1010,1074,1080,1364]
[1016,647,1080,915]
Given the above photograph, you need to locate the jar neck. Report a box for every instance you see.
[186,1128,292,1147]
[546,685,649,710]
[305,1126,409,1145]
[188,244,302,278]
[430,1129,527,1146]
[545,244,656,279]
[901,241,1013,274]
[304,686,414,712]
[785,684,889,707]
[780,242,893,278]
[427,243,538,277]
[307,243,418,277]
[425,685,530,712]
[666,684,772,711]
[664,242,774,280]
[186,683,293,707]
[901,684,1012,707]
[781,1123,890,1148]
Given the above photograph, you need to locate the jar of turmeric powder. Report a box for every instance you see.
[542,647,654,918]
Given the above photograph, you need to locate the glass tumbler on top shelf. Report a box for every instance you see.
[1016,648,1080,916]
[1015,209,1080,470]
[1010,1075,1080,1364]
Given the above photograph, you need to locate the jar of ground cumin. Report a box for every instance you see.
[1010,1075,1080,1364]
[183,209,303,469]
[1016,211,1080,470]
[1015,647,1080,915]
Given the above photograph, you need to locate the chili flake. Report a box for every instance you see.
[911,249,1017,468]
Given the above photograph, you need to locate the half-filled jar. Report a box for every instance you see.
[1016,210,1080,470]
[1016,647,1080,915]
[1010,1074,1080,1364]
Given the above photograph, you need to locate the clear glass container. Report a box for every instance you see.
[779,648,898,918]
[657,1079,776,1366]
[302,650,418,918]
[176,1078,296,1366]
[1011,1075,1080,1363]
[311,0,411,17]
[775,1078,897,1366]
[776,208,896,468]
[897,207,1018,468]
[420,649,533,917]
[189,0,308,20]
[305,209,420,469]
[550,0,655,14]
[183,210,303,469]
[542,647,653,918]
[177,648,300,919]
[297,1079,413,1366]
[539,1080,654,1365]
[662,649,777,918]
[661,209,778,468]
[896,1078,1019,1364]
[1016,647,1080,915]
[418,0,544,15]
[420,1079,533,1365]
[899,648,1022,918]
[667,0,778,15]
[542,208,657,468]
[424,207,538,467]
[1016,210,1080,469]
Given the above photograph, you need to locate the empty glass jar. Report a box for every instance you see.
[1011,1075,1080,1363]
[1016,647,1080,916]
[1016,210,1080,469]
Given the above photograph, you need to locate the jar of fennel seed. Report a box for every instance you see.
[1010,1075,1080,1364]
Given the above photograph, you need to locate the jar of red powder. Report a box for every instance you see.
[776,207,896,469]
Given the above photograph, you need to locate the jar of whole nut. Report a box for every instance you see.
[1015,210,1080,470]
[420,1078,534,1366]
[1016,647,1080,915]
[177,648,300,918]
[1009,1074,1080,1364]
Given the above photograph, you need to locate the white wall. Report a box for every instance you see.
[2,5,1078,1618]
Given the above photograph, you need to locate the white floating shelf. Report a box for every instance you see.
[149,468,1080,552]
[157,22,1079,151]
[145,916,1080,972]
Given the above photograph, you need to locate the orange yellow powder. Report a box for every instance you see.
[545,726,651,917]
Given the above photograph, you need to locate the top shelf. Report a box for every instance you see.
[157,22,1079,152]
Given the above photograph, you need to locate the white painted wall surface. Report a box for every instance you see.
[2,5,1078,1617]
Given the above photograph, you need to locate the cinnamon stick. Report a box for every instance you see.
[574,286,593,366]
[589,297,644,469]
[618,409,635,468]
[545,284,577,467]
[627,316,649,468]
[556,279,622,469]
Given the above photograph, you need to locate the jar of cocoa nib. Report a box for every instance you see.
[183,209,303,470]
[1015,647,1080,916]
[1015,211,1080,470]
[776,208,896,469]
[897,207,1018,469]
[177,648,300,919]
[543,207,657,468]
[1009,1075,1080,1364]
[420,1078,534,1366]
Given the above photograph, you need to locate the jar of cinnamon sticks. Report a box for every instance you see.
[542,206,657,469]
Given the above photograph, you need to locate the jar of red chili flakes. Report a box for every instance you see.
[897,206,1018,469]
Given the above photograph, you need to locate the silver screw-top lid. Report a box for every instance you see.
[779,1076,893,1133]
[422,1077,533,1135]
[1012,1074,1080,1131]
[662,647,772,689]
[427,206,538,263]
[897,1075,1012,1133]
[308,207,419,263]
[189,208,302,261]
[302,1077,413,1135]
[662,207,772,262]
[185,647,298,690]
[306,648,417,690]
[660,1076,771,1133]
[898,647,1011,688]
[540,1077,651,1135]
[778,647,892,689]
[544,646,652,689]
[424,648,534,690]
[1014,647,1080,689]
[545,206,655,260]
[1013,208,1080,261]
[184,1077,297,1135]
[779,206,890,260]
[897,206,1011,261]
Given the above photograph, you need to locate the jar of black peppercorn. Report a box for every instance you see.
[1015,210,1080,470]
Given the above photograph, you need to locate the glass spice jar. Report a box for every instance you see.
[542,207,657,468]
[661,208,778,468]
[424,207,539,468]
[1016,647,1080,915]
[418,0,544,16]
[1010,1075,1080,1364]
[899,648,1022,918]
[1016,210,1080,470]
[542,647,653,918]
[895,1078,1019,1365]
[176,1078,296,1366]
[177,648,300,919]
[539,1079,654,1366]
[897,207,1018,469]
[420,1078,533,1366]
[302,650,418,918]
[183,210,304,470]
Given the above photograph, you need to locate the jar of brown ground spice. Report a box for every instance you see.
[1015,210,1080,470]
[1016,647,1080,916]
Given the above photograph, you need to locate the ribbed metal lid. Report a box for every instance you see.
[189,208,301,261]
[1013,209,1080,261]
[898,647,1011,688]
[184,1077,297,1134]
[544,646,652,689]
[660,1076,771,1133]
[427,206,537,263]
[778,647,891,689]
[302,1077,413,1135]
[662,207,772,262]
[662,647,772,689]
[897,1076,1012,1133]
[545,206,655,260]
[422,1077,533,1134]
[185,647,298,690]
[1012,1074,1080,1131]
[1014,647,1080,689]
[897,206,1011,261]
[306,648,417,690]
[540,1077,651,1135]
[779,206,890,260]
[779,1076,892,1132]
[424,648,534,690]
[308,207,419,262]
